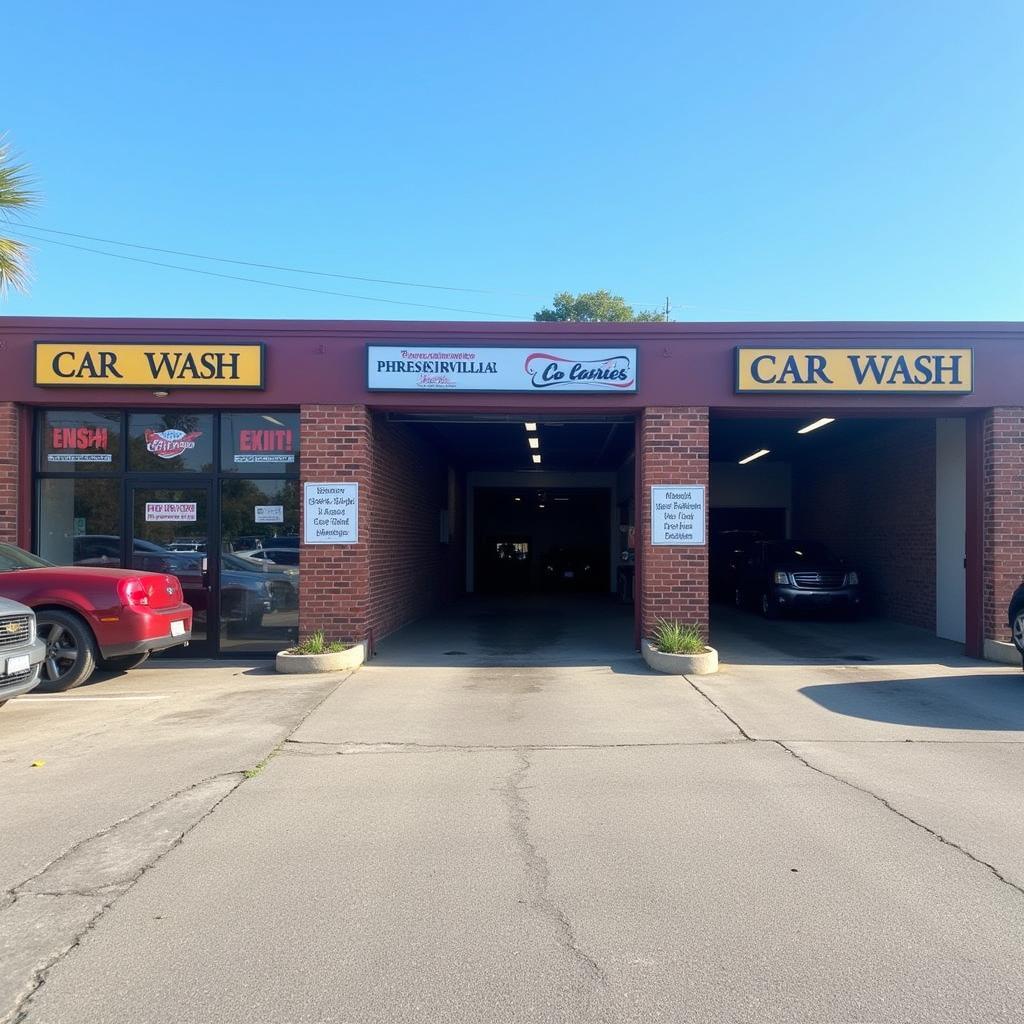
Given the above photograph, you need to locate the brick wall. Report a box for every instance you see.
[983,408,1024,644]
[299,406,459,648]
[367,414,458,643]
[793,420,936,628]
[639,407,709,639]
[299,405,373,643]
[0,403,18,544]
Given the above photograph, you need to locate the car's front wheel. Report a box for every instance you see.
[1012,609,1024,654]
[97,652,150,673]
[36,610,97,692]
[761,592,780,620]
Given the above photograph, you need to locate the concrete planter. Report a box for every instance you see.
[276,642,366,674]
[642,639,719,676]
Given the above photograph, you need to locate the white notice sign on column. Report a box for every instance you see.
[303,483,359,544]
[651,486,706,545]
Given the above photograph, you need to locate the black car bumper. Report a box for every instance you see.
[770,585,863,611]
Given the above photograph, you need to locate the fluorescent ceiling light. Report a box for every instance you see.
[538,504,545,509]
[554,497,569,502]
[738,449,770,465]
[532,454,542,464]
[262,415,286,427]
[524,422,537,431]
[514,497,522,502]
[797,417,835,434]
[528,437,540,449]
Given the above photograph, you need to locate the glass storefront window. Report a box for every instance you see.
[220,411,299,474]
[220,478,299,653]
[38,478,121,566]
[38,410,121,473]
[127,412,214,473]
[36,409,299,656]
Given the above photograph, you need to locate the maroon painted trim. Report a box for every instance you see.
[965,412,984,657]
[17,405,32,549]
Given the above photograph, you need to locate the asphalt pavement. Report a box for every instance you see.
[3,600,1024,1023]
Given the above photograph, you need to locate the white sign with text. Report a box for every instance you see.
[145,502,197,523]
[651,486,706,546]
[368,346,638,393]
[303,483,358,544]
[254,505,284,524]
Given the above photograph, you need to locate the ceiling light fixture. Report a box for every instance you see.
[797,417,836,434]
[262,415,286,427]
[528,437,540,449]
[152,390,170,398]
[738,449,770,465]
[532,454,542,464]
[514,497,522,502]
[538,504,545,509]
[524,422,537,432]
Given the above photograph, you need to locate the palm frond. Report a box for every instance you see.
[0,135,37,216]
[0,134,38,296]
[0,236,32,295]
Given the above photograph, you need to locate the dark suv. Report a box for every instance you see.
[736,539,863,618]
[1007,582,1024,666]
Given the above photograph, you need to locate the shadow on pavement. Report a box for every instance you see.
[799,674,1024,729]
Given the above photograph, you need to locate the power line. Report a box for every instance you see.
[14,223,672,309]
[19,224,534,297]
[7,229,530,319]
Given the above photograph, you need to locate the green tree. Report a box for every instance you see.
[0,135,36,296]
[534,290,666,323]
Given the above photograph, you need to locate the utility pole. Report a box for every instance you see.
[664,297,671,321]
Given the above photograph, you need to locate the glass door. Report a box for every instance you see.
[129,484,214,655]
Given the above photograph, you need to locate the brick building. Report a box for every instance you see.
[1,318,1021,663]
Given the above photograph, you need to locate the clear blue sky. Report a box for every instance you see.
[3,0,1022,322]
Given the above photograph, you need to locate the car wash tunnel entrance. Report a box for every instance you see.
[348,412,640,660]
[707,411,975,662]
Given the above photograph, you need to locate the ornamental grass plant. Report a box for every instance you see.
[651,619,707,655]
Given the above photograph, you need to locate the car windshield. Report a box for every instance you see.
[766,541,838,564]
[0,544,54,571]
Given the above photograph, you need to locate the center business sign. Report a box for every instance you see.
[35,342,264,389]
[367,346,638,393]
[735,346,973,394]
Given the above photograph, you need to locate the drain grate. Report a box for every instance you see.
[443,650,467,656]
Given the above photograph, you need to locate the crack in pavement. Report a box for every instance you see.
[684,675,1024,901]
[772,739,1024,899]
[500,748,613,1021]
[3,671,357,1024]
[2,771,244,1024]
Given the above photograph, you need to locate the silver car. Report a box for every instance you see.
[0,596,46,708]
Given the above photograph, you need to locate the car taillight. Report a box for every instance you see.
[118,578,150,607]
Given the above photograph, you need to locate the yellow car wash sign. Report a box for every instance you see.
[35,342,265,389]
[736,347,973,394]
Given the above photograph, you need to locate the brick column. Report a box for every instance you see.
[983,408,1024,648]
[299,405,373,645]
[0,403,19,544]
[639,407,709,640]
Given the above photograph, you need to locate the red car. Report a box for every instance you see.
[0,543,193,691]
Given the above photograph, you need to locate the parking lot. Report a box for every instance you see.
[3,615,1024,1022]
[0,660,341,898]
